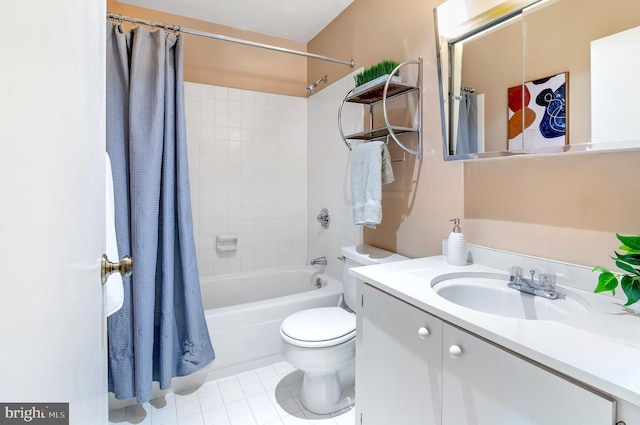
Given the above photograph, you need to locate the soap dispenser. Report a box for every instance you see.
[447,218,468,266]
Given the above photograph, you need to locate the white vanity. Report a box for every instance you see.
[351,245,640,425]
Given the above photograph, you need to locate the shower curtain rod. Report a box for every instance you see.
[107,13,356,68]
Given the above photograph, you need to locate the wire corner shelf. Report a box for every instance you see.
[338,58,423,161]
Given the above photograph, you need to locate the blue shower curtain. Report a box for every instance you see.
[456,93,478,155]
[106,22,215,404]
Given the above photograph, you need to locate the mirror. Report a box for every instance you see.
[434,0,640,160]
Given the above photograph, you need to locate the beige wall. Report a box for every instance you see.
[311,0,640,268]
[107,1,307,97]
[309,0,464,258]
[464,147,640,267]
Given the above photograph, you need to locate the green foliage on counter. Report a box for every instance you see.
[355,60,400,87]
[593,234,640,306]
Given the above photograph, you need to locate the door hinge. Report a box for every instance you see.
[360,412,363,424]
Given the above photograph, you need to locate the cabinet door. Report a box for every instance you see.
[356,283,442,425]
[442,323,615,425]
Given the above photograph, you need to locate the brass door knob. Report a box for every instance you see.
[101,254,132,285]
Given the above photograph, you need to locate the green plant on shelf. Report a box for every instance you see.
[355,60,400,87]
[593,233,640,306]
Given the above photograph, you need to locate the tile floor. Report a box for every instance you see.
[108,362,355,425]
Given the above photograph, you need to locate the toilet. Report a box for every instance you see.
[280,245,407,414]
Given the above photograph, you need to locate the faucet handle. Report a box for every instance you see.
[539,273,556,291]
[509,266,524,279]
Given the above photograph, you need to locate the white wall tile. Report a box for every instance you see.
[186,83,308,278]
[186,75,361,283]
[307,71,364,281]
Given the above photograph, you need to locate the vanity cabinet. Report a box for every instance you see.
[355,283,442,425]
[356,282,616,425]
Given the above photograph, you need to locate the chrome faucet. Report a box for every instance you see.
[508,266,559,300]
[309,256,328,266]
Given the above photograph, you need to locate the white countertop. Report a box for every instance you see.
[350,255,640,406]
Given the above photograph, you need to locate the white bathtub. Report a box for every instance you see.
[197,266,343,381]
[109,266,342,410]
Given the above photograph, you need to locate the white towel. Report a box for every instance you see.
[104,153,124,317]
[350,141,394,229]
[381,142,394,185]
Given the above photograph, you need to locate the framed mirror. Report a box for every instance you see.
[434,0,640,160]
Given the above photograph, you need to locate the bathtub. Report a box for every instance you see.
[108,266,342,410]
[196,266,343,381]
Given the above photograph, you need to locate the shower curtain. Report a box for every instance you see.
[456,93,478,155]
[106,22,215,404]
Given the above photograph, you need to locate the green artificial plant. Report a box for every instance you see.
[355,60,400,87]
[593,233,640,306]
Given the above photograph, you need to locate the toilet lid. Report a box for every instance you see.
[280,307,356,348]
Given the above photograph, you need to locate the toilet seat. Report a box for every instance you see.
[280,307,355,348]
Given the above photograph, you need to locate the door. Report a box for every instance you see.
[442,323,615,425]
[0,1,107,424]
[356,283,443,425]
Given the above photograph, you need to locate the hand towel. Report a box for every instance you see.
[381,142,394,185]
[104,153,124,317]
[350,141,394,229]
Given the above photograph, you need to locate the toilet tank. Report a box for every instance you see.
[340,245,408,310]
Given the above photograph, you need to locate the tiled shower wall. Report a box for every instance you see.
[184,82,308,277]
[184,73,363,281]
[306,72,364,280]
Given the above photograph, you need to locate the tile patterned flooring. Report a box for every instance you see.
[108,362,355,425]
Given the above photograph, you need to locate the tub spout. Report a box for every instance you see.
[309,256,328,266]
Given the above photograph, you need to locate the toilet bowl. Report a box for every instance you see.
[280,245,407,414]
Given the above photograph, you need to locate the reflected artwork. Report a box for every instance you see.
[507,72,568,150]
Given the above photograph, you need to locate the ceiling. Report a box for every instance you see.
[119,0,355,43]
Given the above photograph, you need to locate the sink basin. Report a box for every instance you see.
[431,272,589,320]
